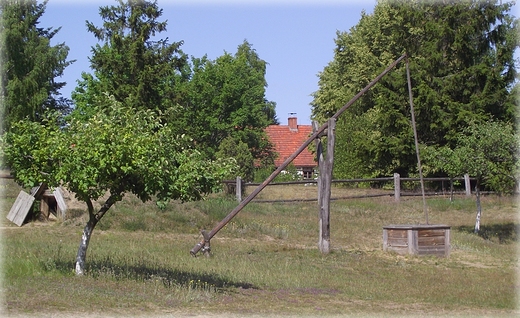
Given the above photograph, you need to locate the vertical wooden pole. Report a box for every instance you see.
[236,176,242,202]
[318,118,335,254]
[450,178,454,202]
[464,174,471,196]
[313,121,325,252]
[394,173,400,202]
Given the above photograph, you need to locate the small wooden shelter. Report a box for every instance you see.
[6,183,67,226]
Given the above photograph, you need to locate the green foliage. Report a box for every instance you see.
[215,136,251,182]
[423,120,519,194]
[72,0,186,117]
[0,0,74,133]
[312,0,519,179]
[172,41,278,163]
[253,163,301,183]
[72,1,276,169]
[2,94,237,205]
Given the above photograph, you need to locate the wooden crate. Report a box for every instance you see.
[383,224,450,257]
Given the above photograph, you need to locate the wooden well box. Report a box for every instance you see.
[383,224,451,257]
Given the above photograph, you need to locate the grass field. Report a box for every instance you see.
[1,178,518,317]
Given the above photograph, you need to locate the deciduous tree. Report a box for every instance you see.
[423,120,518,232]
[173,41,277,164]
[2,95,236,275]
[311,0,519,180]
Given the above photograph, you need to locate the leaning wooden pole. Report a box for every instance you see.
[190,53,408,256]
[406,57,428,224]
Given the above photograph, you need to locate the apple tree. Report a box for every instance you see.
[423,120,518,232]
[2,95,236,275]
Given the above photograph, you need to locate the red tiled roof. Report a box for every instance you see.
[265,123,316,168]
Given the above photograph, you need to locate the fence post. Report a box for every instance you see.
[236,176,242,202]
[464,174,471,196]
[394,173,400,202]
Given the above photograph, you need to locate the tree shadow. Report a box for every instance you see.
[455,222,519,243]
[53,258,256,290]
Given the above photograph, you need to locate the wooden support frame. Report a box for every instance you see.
[190,54,408,257]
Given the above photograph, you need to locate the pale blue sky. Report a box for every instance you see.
[40,0,517,125]
[40,0,378,125]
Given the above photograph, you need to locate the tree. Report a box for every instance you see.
[311,0,519,180]
[423,120,518,232]
[2,95,236,275]
[215,136,255,182]
[72,0,185,117]
[173,41,278,164]
[0,0,74,133]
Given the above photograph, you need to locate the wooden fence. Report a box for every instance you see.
[224,173,474,203]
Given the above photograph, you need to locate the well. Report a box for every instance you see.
[383,224,451,257]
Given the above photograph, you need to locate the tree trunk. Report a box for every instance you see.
[474,179,482,233]
[75,215,97,275]
[75,194,120,275]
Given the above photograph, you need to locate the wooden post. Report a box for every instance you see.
[318,118,335,254]
[313,121,324,252]
[450,178,454,202]
[464,174,471,196]
[40,197,50,220]
[394,173,400,202]
[236,176,242,202]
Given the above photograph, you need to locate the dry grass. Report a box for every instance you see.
[1,178,519,317]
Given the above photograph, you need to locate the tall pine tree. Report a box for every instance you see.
[72,0,185,117]
[0,0,74,133]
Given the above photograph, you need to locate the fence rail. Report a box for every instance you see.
[223,173,475,203]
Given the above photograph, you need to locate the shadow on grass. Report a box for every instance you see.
[52,258,256,290]
[455,222,519,243]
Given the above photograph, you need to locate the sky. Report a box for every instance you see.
[40,0,518,126]
[39,0,380,125]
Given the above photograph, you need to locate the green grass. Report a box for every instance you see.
[2,178,518,317]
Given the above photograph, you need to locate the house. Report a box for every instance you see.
[265,115,317,179]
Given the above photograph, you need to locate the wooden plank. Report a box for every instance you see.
[30,183,47,199]
[387,237,409,246]
[418,236,446,245]
[409,228,418,254]
[53,187,67,219]
[418,229,446,237]
[40,197,50,220]
[387,230,407,238]
[6,191,35,226]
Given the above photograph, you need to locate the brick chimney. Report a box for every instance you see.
[288,114,298,132]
